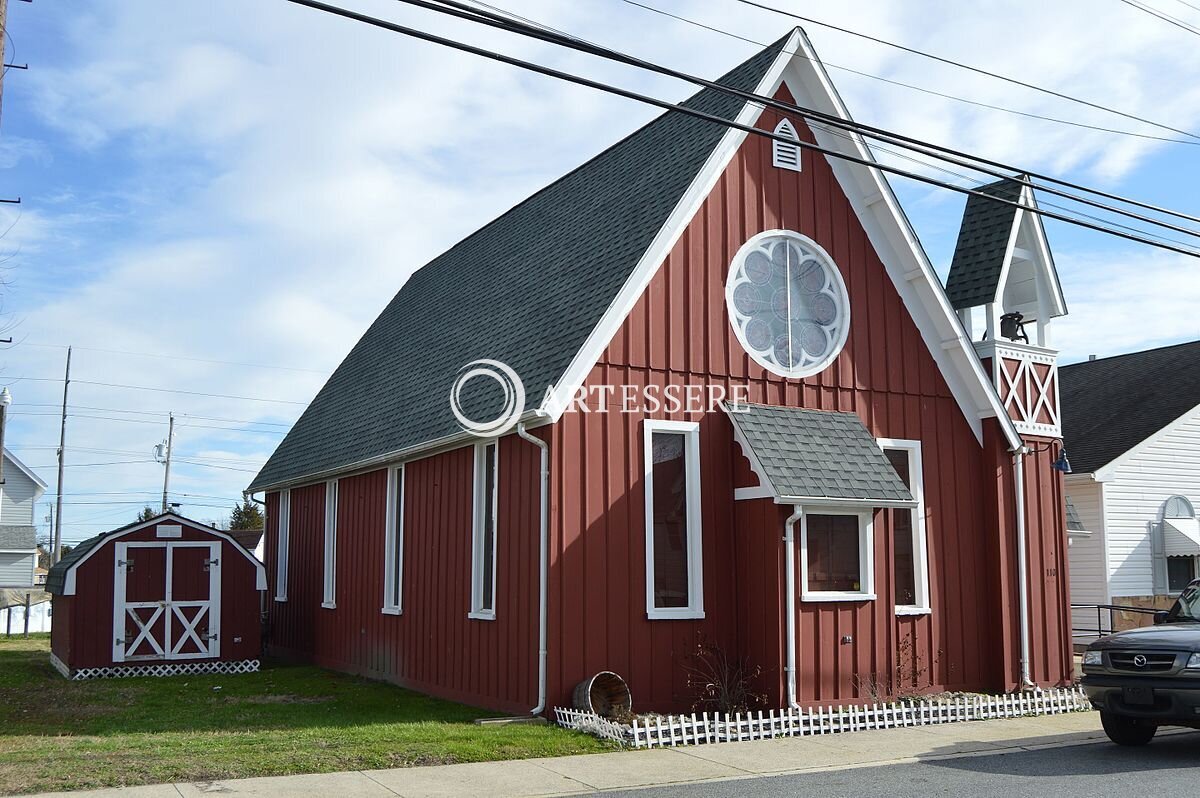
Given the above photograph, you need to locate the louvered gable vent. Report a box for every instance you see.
[772,118,801,171]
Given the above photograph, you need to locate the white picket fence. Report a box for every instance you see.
[555,686,1091,749]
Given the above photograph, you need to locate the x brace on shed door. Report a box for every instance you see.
[112,541,222,663]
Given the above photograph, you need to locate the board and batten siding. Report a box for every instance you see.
[1103,407,1200,600]
[1065,476,1108,634]
[263,437,542,715]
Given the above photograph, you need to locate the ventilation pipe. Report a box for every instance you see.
[517,423,550,715]
[783,505,803,709]
[1012,447,1036,689]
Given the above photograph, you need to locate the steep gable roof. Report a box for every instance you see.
[1059,340,1200,475]
[945,178,1024,309]
[249,38,790,492]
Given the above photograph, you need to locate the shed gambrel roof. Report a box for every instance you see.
[1060,340,1200,475]
[944,178,1025,310]
[248,38,790,493]
[727,404,914,506]
[46,511,266,596]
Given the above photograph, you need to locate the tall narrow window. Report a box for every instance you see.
[772,118,802,171]
[879,439,930,614]
[383,465,405,615]
[322,479,338,609]
[470,442,498,619]
[274,489,290,602]
[644,420,704,619]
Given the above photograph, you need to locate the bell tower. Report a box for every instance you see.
[946,178,1067,438]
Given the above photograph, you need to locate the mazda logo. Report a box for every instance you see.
[1133,654,1148,668]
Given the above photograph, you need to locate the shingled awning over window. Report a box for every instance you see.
[726,404,915,507]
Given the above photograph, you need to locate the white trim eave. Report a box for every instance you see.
[3,448,48,493]
[250,409,552,494]
[540,31,802,422]
[60,512,268,596]
[776,495,918,509]
[1093,400,1200,482]
[780,31,1021,452]
[535,29,1019,451]
[1021,186,1068,318]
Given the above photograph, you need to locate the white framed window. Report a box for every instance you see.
[772,117,802,171]
[274,489,290,602]
[470,441,498,620]
[383,465,405,615]
[878,438,931,615]
[800,507,875,602]
[644,420,705,619]
[726,230,850,379]
[322,479,338,609]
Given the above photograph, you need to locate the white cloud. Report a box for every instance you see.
[1,0,1196,541]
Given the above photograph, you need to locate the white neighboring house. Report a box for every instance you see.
[1063,341,1200,635]
[0,448,48,588]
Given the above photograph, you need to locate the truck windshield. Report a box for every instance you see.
[1167,584,1200,622]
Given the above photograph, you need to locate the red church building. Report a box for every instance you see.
[248,28,1073,715]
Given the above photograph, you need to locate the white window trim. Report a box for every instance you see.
[469,441,498,621]
[643,419,705,620]
[322,479,338,609]
[382,464,405,615]
[771,117,802,171]
[799,506,876,602]
[274,489,290,603]
[878,438,932,616]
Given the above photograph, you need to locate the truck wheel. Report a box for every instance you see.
[1100,711,1157,746]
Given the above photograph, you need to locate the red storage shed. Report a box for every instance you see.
[46,512,267,679]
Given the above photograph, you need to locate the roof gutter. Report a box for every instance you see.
[783,505,802,709]
[1012,445,1036,690]
[516,422,550,716]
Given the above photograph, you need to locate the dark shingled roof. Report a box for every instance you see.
[944,178,1024,310]
[45,531,105,595]
[248,38,789,492]
[727,404,914,504]
[1060,340,1200,474]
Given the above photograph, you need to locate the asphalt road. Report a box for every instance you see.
[603,731,1200,797]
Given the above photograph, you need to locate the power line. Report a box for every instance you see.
[280,0,1200,257]
[18,403,294,427]
[11,342,329,374]
[616,0,1200,147]
[1119,0,1200,34]
[3,377,308,405]
[730,0,1200,141]
[433,0,1200,239]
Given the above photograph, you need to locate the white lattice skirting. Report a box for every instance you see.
[51,656,260,681]
[556,686,1092,748]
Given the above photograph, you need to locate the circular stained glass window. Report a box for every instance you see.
[725,230,849,378]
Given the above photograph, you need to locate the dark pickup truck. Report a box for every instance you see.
[1082,578,1200,745]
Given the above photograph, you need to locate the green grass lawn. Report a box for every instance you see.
[0,635,613,795]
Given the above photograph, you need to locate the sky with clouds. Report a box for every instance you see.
[0,0,1197,545]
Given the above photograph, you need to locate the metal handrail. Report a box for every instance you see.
[1071,602,1159,639]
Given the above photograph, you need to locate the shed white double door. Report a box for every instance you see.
[112,540,221,662]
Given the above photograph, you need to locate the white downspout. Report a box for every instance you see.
[517,423,550,715]
[784,505,802,709]
[1013,446,1035,689]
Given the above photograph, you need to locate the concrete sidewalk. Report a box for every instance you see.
[24,712,1186,798]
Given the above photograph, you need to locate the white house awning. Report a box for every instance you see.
[1164,517,1200,557]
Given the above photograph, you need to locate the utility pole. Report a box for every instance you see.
[52,346,70,565]
[160,412,174,513]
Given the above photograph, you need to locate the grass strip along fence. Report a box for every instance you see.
[555,685,1092,748]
